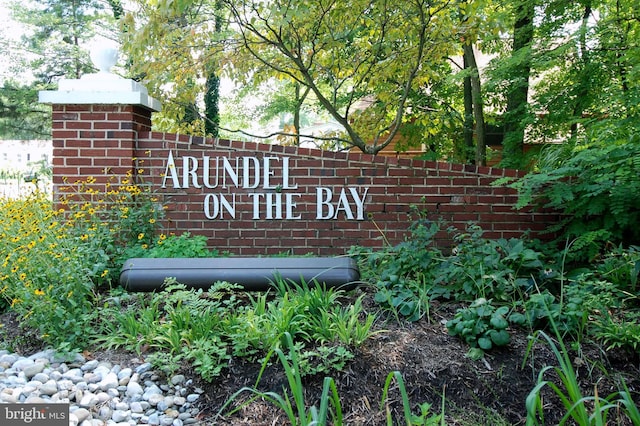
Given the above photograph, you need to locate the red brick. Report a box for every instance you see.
[80,113,106,121]
[51,113,560,254]
[93,121,121,130]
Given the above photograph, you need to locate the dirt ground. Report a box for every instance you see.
[193,301,640,425]
[2,297,640,425]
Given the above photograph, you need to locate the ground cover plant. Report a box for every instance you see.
[1,177,640,424]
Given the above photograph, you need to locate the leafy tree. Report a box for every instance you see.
[121,0,225,136]
[500,0,534,169]
[10,0,110,82]
[1,0,122,139]
[508,0,640,257]
[512,126,640,261]
[0,81,50,139]
[216,0,459,154]
[463,43,487,166]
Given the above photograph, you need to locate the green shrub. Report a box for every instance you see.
[221,333,444,426]
[98,277,377,382]
[0,173,167,350]
[432,225,545,302]
[119,232,216,261]
[97,280,244,380]
[0,192,98,350]
[511,135,640,261]
[517,289,587,338]
[446,298,513,357]
[354,214,442,321]
[357,214,549,321]
[525,329,640,425]
[595,245,640,293]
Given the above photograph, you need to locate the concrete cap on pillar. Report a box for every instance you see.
[39,40,161,112]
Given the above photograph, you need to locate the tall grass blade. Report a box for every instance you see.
[380,371,414,426]
[318,376,343,425]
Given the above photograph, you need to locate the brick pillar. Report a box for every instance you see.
[39,45,161,201]
[49,104,154,194]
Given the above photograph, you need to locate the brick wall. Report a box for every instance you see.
[50,104,559,256]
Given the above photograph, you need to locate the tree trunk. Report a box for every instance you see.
[501,0,534,169]
[293,87,301,146]
[204,72,220,138]
[205,1,224,138]
[464,44,486,166]
[463,53,475,164]
[570,2,593,139]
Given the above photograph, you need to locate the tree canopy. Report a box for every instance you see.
[2,0,638,170]
[0,0,121,139]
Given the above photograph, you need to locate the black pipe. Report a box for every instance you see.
[119,257,360,291]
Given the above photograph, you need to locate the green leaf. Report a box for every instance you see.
[490,329,511,347]
[467,348,485,360]
[478,337,493,350]
[508,312,526,325]
[490,315,509,330]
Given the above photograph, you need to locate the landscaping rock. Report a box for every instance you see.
[0,350,202,425]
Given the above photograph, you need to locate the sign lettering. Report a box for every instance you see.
[161,152,368,220]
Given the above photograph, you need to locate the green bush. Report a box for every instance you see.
[119,232,216,261]
[0,174,165,350]
[511,134,640,261]
[354,214,442,321]
[357,215,550,322]
[0,192,99,350]
[432,225,544,302]
[98,277,378,381]
[446,298,513,357]
[595,245,640,293]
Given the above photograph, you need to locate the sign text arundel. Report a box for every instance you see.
[161,152,369,220]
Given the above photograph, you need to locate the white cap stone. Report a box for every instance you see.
[38,39,161,111]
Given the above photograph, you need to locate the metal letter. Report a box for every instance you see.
[263,157,277,189]
[334,188,354,220]
[204,193,219,219]
[161,151,181,189]
[222,157,239,188]
[349,187,369,220]
[282,157,298,189]
[265,193,283,219]
[202,156,218,189]
[316,187,334,219]
[285,193,302,219]
[248,193,263,219]
[243,157,260,189]
[182,156,201,189]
